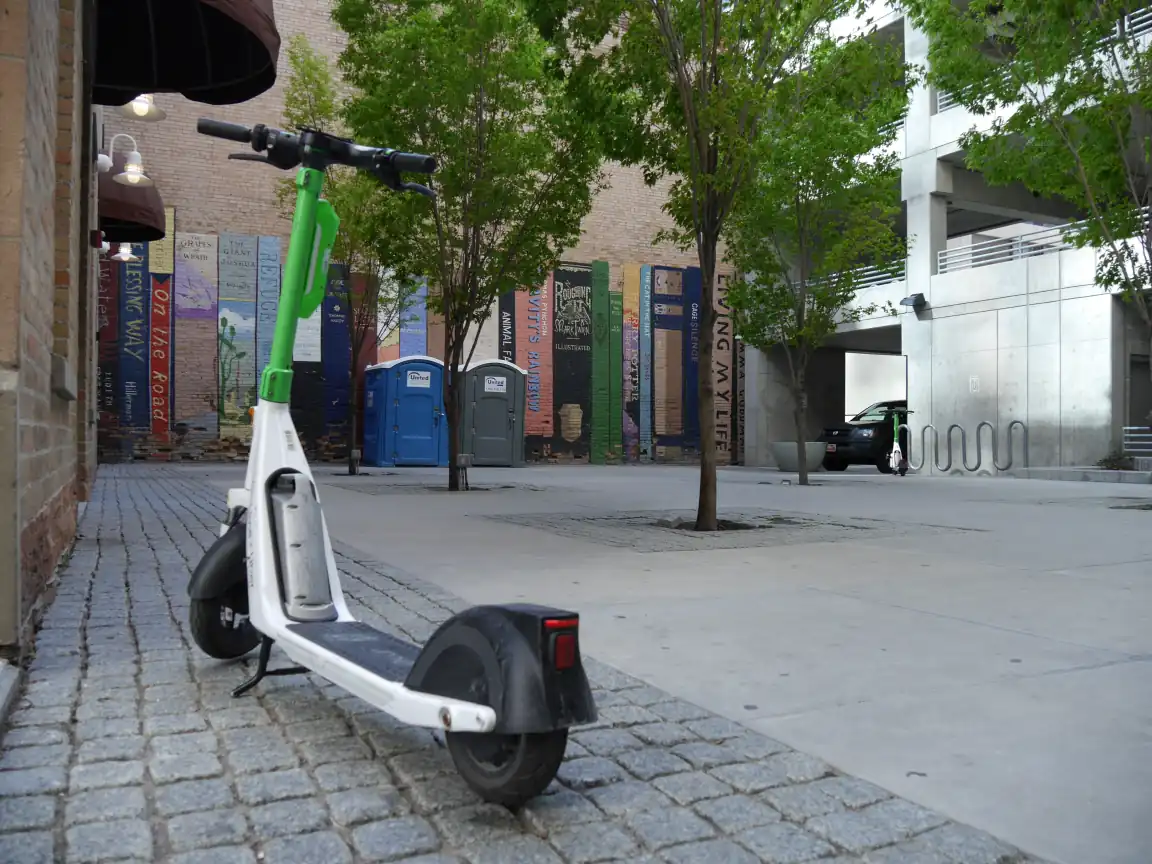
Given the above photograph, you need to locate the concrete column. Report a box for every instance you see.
[904,19,934,157]
[901,170,949,473]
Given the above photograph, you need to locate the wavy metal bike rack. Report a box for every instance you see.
[897,420,1028,474]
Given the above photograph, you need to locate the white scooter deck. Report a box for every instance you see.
[231,400,497,735]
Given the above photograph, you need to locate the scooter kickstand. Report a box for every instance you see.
[232,636,310,698]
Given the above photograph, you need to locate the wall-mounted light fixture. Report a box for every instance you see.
[96,133,154,187]
[111,243,141,263]
[900,293,927,312]
[117,94,166,122]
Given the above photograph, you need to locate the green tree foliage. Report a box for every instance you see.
[334,0,607,489]
[726,35,909,485]
[280,34,417,473]
[526,0,869,526]
[902,0,1152,373]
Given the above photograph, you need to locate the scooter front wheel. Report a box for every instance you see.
[445,729,568,808]
[189,597,261,660]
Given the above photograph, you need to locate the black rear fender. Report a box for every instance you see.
[405,604,597,735]
[188,522,248,604]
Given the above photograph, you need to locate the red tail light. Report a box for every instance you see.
[544,617,578,631]
[554,633,576,670]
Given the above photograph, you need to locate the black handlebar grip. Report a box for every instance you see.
[390,152,437,174]
[197,118,252,143]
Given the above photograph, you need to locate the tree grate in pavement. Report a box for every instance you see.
[484,508,971,551]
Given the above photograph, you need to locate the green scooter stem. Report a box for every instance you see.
[258,167,339,404]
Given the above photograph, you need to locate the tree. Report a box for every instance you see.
[280,34,417,474]
[527,0,867,528]
[726,35,908,485]
[334,0,606,490]
[901,0,1152,390]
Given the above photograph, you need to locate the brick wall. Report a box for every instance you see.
[103,0,346,241]
[101,1,725,288]
[0,0,94,652]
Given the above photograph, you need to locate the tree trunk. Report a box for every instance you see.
[347,384,359,476]
[446,370,461,491]
[695,234,719,531]
[794,371,809,487]
[444,322,461,492]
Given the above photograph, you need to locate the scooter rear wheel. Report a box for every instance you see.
[190,596,260,660]
[445,729,568,809]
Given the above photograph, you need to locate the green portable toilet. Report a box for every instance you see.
[462,360,527,467]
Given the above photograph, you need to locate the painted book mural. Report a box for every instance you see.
[97,220,380,461]
[98,221,746,463]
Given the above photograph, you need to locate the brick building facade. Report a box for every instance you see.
[101,0,711,353]
[1,0,98,654]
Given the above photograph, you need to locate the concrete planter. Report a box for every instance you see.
[770,441,826,473]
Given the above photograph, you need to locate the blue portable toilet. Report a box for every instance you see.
[364,356,447,467]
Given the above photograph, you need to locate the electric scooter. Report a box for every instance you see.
[186,118,596,807]
[888,408,910,476]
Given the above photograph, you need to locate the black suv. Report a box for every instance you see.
[820,400,908,473]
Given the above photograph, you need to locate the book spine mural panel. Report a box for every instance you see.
[609,270,623,461]
[590,261,610,464]
[473,297,500,362]
[218,233,258,439]
[516,274,554,458]
[322,265,352,442]
[552,263,592,459]
[713,273,734,465]
[498,290,516,363]
[256,236,280,378]
[149,208,175,451]
[174,233,220,442]
[622,264,640,462]
[735,338,746,465]
[683,267,702,453]
[639,265,654,460]
[652,266,684,458]
[291,365,326,456]
[149,274,172,448]
[97,255,119,455]
[399,277,428,357]
[119,244,151,438]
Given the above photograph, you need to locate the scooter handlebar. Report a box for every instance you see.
[196,119,253,144]
[387,151,437,174]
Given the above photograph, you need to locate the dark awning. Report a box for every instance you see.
[98,153,166,243]
[92,0,280,107]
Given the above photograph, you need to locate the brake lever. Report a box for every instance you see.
[228,153,273,164]
[401,182,436,199]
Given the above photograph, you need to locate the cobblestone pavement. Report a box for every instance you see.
[0,466,1041,864]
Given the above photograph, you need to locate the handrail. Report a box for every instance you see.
[938,207,1151,274]
[899,420,1028,473]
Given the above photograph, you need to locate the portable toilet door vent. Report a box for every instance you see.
[382,356,445,467]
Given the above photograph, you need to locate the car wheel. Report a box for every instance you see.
[876,457,894,475]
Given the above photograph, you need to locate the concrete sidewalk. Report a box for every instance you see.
[0,466,1035,864]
